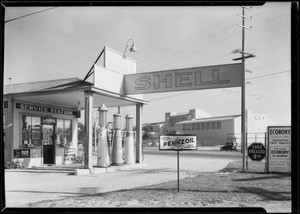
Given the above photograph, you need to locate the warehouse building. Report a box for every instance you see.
[144,109,269,147]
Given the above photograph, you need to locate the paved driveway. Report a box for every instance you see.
[5,153,235,207]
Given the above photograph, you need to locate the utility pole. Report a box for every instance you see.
[232,6,255,173]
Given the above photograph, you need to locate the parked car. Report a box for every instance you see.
[220,142,238,151]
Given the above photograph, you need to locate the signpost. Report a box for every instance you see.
[247,142,266,161]
[159,135,197,192]
[267,126,291,173]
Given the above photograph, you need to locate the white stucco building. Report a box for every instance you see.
[144,109,269,147]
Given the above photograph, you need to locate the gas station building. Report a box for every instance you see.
[3,47,149,168]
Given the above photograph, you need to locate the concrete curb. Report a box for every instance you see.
[5,169,73,173]
[74,163,148,175]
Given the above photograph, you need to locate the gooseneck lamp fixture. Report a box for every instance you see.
[123,39,137,57]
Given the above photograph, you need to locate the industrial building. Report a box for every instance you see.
[143,109,269,147]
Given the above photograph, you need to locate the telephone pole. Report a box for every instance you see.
[232,6,255,172]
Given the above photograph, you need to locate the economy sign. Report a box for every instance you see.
[124,63,242,95]
[159,135,197,151]
[268,126,291,173]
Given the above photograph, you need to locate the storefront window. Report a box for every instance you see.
[56,119,72,147]
[22,116,42,148]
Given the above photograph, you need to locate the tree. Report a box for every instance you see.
[142,131,154,141]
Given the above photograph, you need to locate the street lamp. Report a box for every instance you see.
[123,39,137,57]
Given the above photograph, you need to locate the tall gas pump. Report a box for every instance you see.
[111,114,123,165]
[125,114,135,165]
[97,104,110,167]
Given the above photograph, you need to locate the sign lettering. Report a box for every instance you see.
[124,63,242,95]
[159,135,197,150]
[16,103,80,118]
[268,126,291,173]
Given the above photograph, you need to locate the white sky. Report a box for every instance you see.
[4,3,291,126]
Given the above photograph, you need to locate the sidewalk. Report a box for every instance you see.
[5,153,235,207]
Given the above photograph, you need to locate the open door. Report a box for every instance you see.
[42,123,55,165]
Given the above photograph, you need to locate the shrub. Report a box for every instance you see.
[73,155,83,164]
[5,159,25,169]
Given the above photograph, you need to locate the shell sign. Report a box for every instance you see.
[124,63,242,95]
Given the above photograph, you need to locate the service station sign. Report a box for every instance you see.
[159,135,197,151]
[268,126,291,173]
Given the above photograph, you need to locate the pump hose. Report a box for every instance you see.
[109,129,114,165]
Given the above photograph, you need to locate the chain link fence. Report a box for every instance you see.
[227,132,268,172]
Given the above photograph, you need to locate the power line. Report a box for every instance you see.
[247,70,290,80]
[157,29,241,70]
[5,7,58,23]
[251,45,289,50]
[140,14,236,65]
[141,25,238,71]
[147,70,290,102]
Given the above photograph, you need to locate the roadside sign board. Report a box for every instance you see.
[124,63,243,95]
[159,135,197,151]
[268,126,291,173]
[247,142,266,161]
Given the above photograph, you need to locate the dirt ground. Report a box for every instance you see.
[27,161,292,212]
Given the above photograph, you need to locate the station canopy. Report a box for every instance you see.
[3,77,149,110]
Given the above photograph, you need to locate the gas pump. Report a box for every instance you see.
[96,104,110,167]
[125,115,135,165]
[111,114,123,165]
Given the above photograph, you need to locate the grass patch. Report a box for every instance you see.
[28,160,291,209]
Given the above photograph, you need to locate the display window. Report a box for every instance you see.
[22,116,42,148]
[56,119,72,147]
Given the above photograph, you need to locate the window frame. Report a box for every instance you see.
[56,119,73,147]
[21,115,42,148]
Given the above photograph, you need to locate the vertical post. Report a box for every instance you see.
[241,6,247,173]
[265,132,269,173]
[84,91,93,169]
[177,151,180,192]
[94,123,97,152]
[246,132,248,170]
[136,104,143,163]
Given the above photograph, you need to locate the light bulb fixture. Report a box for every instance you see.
[123,39,137,57]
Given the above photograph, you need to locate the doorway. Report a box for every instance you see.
[42,124,55,165]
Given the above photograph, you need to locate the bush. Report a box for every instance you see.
[5,159,25,169]
[73,155,83,164]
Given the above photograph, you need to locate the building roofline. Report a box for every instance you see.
[175,115,241,124]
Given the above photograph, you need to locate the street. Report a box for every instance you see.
[143,148,242,160]
[5,150,235,207]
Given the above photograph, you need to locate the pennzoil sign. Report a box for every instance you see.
[159,135,197,150]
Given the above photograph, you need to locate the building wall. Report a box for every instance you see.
[174,118,236,146]
[6,98,78,167]
[3,98,13,163]
[146,108,269,147]
[164,109,211,134]
[247,110,268,133]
